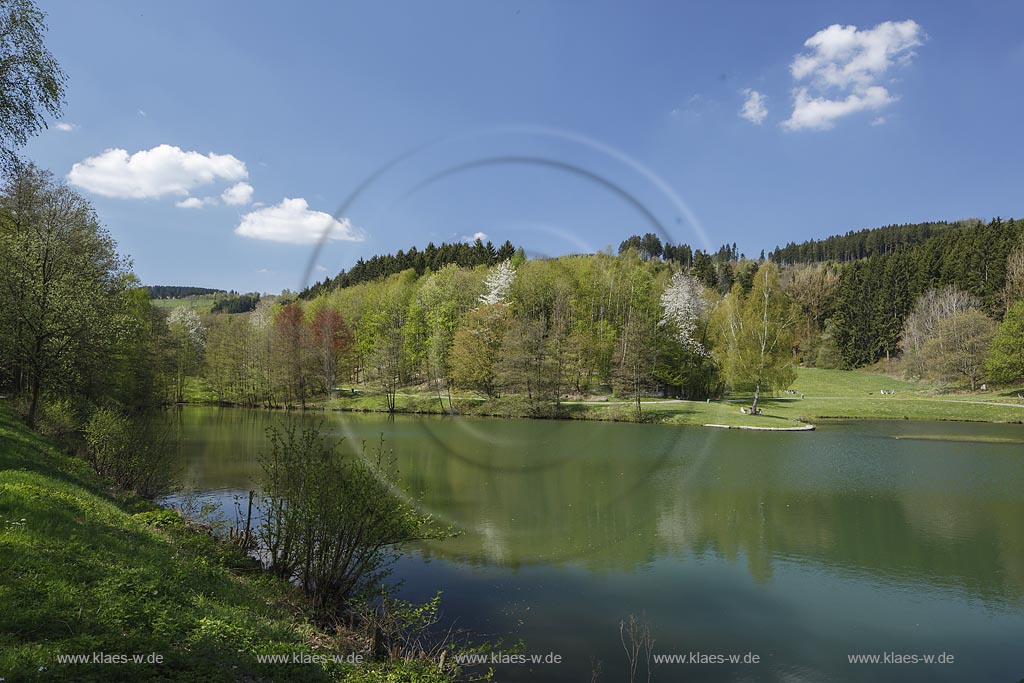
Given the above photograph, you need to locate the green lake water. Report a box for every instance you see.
[167,407,1024,682]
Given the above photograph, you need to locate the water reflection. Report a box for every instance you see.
[169,408,1024,601]
[167,407,1024,682]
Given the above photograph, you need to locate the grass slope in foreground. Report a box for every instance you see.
[0,405,449,683]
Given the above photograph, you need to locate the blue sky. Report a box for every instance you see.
[26,1,1024,294]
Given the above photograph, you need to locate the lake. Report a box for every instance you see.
[167,407,1024,682]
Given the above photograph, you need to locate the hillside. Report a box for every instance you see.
[0,405,449,683]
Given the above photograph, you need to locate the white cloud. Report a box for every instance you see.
[785,86,893,131]
[55,122,78,132]
[175,196,216,209]
[871,116,887,126]
[235,198,365,245]
[221,181,254,206]
[739,89,768,124]
[783,20,924,130]
[314,264,328,272]
[68,144,248,199]
[462,231,489,243]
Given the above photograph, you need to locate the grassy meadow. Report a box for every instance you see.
[150,297,218,313]
[302,368,1024,429]
[0,404,450,683]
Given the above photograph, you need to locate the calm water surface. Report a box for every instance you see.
[167,407,1024,682]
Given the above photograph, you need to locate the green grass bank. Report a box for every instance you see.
[0,404,451,683]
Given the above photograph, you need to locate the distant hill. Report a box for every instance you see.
[769,220,974,265]
[146,285,225,299]
[299,238,519,299]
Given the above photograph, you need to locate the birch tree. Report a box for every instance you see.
[900,286,980,378]
[922,309,996,389]
[713,262,797,412]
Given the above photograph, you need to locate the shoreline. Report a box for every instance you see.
[172,393,1024,431]
[704,423,816,431]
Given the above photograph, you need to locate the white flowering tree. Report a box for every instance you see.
[479,259,515,306]
[660,271,707,355]
[167,306,206,403]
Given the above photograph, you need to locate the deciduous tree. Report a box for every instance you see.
[984,301,1024,385]
[0,0,66,160]
[0,164,128,425]
[451,304,510,397]
[166,306,205,403]
[311,307,353,397]
[712,262,797,412]
[921,309,996,390]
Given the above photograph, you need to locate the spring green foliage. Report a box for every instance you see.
[986,301,1024,384]
[712,263,798,410]
[168,215,1024,413]
[83,407,176,497]
[167,307,206,404]
[0,0,66,159]
[0,163,164,424]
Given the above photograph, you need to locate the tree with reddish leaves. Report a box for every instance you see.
[311,307,353,397]
[272,303,316,407]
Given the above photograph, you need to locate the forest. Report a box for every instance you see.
[3,149,1022,425]
[163,221,1024,415]
[298,238,520,299]
[147,285,224,299]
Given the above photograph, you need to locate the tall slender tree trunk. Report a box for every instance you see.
[434,373,446,414]
[27,375,42,428]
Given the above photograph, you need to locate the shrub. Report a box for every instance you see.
[84,408,176,497]
[258,422,447,611]
[37,397,82,445]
